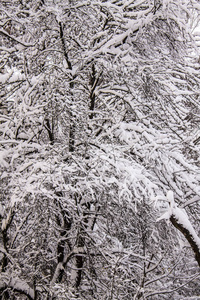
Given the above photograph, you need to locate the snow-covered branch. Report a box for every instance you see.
[158,191,200,267]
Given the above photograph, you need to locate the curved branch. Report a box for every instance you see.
[170,214,200,267]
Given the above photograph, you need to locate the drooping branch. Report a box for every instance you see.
[170,214,200,267]
[158,191,200,268]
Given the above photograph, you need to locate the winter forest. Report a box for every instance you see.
[1,0,200,299]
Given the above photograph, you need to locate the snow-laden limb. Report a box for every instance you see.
[0,277,35,300]
[157,191,200,267]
